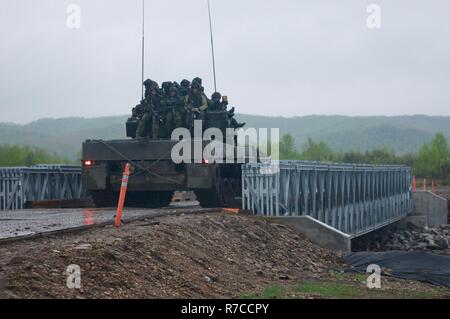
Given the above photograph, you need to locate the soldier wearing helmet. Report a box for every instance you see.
[136,80,164,138]
[192,77,202,86]
[161,81,173,95]
[164,84,185,135]
[179,79,191,97]
[192,77,205,93]
[184,81,209,129]
[208,92,225,111]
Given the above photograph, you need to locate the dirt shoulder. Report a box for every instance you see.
[0,212,447,299]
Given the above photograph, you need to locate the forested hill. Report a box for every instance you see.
[1,114,449,160]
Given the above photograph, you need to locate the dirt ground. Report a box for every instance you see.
[0,211,447,299]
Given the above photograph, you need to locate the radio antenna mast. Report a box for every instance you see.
[207,0,217,92]
[141,0,145,100]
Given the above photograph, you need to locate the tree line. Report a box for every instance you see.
[0,145,71,167]
[279,132,450,182]
[1,133,450,182]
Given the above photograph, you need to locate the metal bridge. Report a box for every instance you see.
[242,161,413,238]
[2,162,413,239]
[0,165,84,211]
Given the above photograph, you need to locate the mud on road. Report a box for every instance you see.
[0,211,341,299]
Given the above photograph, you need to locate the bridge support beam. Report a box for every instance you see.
[267,216,352,252]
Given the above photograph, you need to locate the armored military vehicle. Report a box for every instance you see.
[82,108,258,209]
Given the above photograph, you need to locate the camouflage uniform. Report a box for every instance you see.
[209,93,245,129]
[136,80,164,138]
[151,92,164,139]
[135,102,150,138]
[184,82,209,129]
[164,86,185,134]
[208,92,225,111]
[136,79,156,138]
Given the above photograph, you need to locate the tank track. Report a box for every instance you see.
[194,166,242,209]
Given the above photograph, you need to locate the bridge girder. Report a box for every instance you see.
[242,161,413,238]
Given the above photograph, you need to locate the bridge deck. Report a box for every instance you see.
[0,205,210,242]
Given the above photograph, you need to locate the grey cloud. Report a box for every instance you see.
[0,0,449,123]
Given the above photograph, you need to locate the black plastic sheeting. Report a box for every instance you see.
[345,251,450,288]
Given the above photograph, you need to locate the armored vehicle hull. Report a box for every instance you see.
[82,139,255,208]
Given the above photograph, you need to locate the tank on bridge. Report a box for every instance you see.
[82,100,258,208]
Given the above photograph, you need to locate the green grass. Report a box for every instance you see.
[293,282,365,298]
[262,286,286,299]
[242,282,446,299]
[329,271,367,283]
[239,273,450,299]
[240,286,286,299]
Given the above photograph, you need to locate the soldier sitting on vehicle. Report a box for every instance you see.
[184,81,209,130]
[208,92,226,111]
[131,77,245,138]
[207,92,245,129]
[135,79,155,138]
[163,84,185,136]
[192,77,204,93]
[136,80,165,138]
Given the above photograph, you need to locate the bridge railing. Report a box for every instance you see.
[242,161,413,238]
[0,165,84,211]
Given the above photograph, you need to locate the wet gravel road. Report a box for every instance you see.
[0,202,206,242]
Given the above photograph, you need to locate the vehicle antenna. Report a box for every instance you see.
[141,0,145,100]
[207,0,217,93]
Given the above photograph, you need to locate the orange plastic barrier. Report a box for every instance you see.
[223,208,240,215]
[115,163,132,228]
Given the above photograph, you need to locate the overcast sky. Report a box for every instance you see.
[1,0,449,123]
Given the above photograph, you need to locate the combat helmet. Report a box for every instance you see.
[211,92,222,101]
[145,79,159,90]
[180,79,191,88]
[192,77,202,86]
[161,81,173,95]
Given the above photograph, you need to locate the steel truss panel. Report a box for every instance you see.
[242,161,413,238]
[0,165,85,211]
